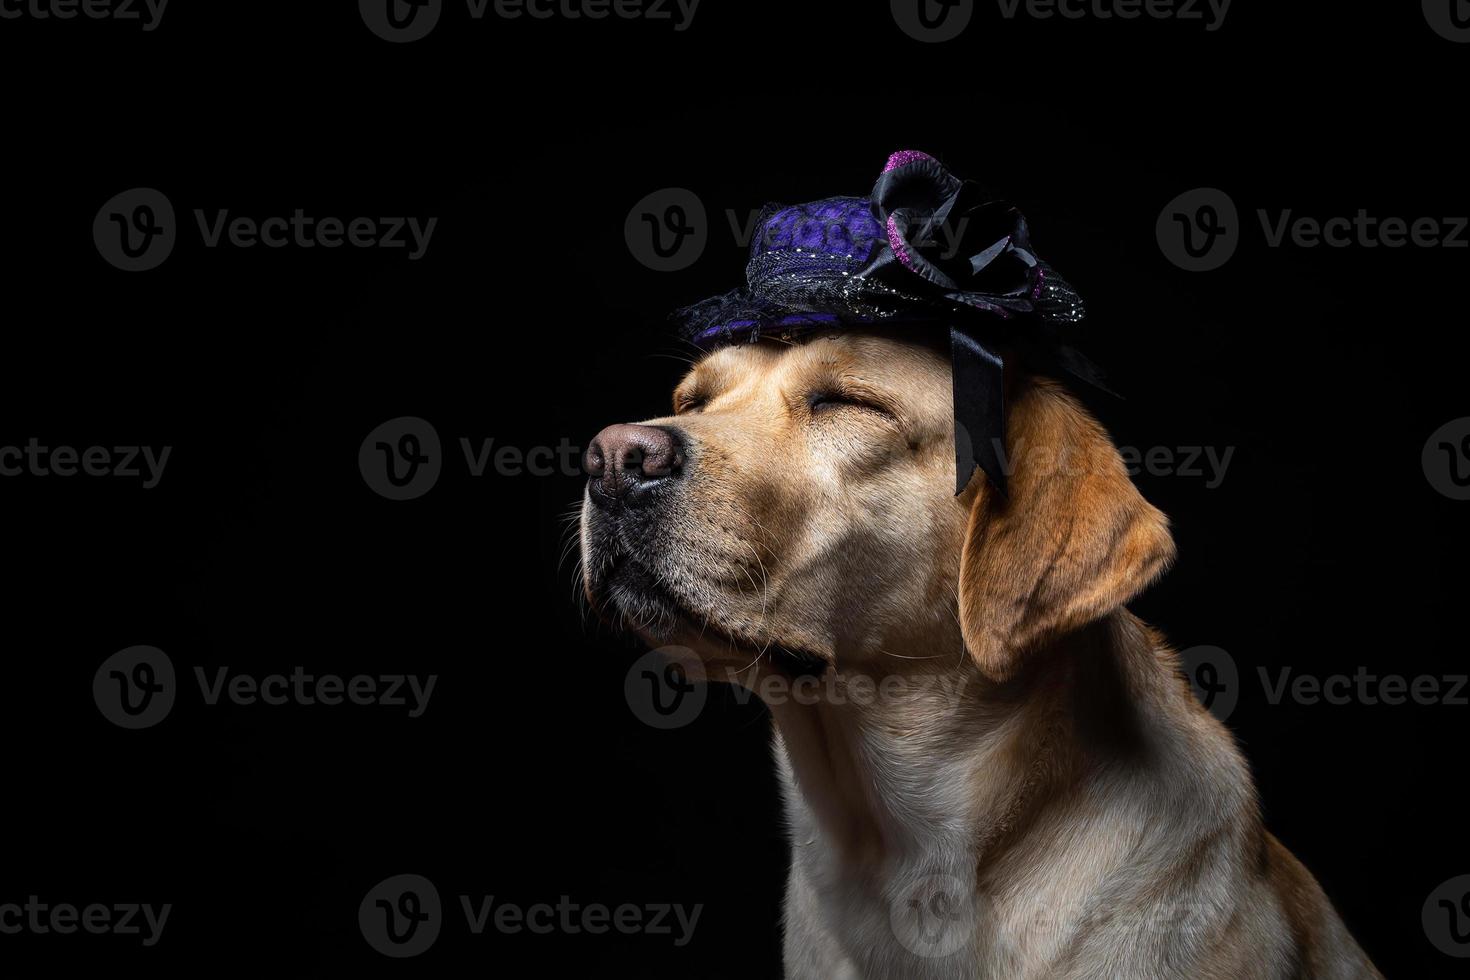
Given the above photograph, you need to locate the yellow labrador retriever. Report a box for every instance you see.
[579,329,1381,979]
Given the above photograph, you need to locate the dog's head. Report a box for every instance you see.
[579,331,1173,682]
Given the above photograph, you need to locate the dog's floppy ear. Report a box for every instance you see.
[958,378,1176,681]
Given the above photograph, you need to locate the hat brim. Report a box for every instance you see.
[677,288,950,349]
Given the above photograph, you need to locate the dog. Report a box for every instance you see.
[579,329,1381,978]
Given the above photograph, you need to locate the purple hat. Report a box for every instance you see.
[674,150,1105,497]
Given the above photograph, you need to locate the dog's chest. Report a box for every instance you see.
[775,735,1011,979]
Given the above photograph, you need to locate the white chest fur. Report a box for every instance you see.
[769,690,1268,980]
[773,726,1003,980]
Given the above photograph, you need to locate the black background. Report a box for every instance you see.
[1,1,1466,975]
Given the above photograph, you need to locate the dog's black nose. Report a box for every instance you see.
[585,424,683,503]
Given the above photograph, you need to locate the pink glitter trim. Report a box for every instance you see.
[887,215,914,269]
[883,149,935,173]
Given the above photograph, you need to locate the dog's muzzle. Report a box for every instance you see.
[583,424,685,509]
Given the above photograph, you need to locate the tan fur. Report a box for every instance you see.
[958,375,1176,681]
[580,331,1381,978]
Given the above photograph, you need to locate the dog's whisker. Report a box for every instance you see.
[646,351,699,368]
[878,647,946,661]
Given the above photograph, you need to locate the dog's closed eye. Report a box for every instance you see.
[806,388,897,421]
[808,391,869,412]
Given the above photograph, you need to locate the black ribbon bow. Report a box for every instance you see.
[863,152,1103,495]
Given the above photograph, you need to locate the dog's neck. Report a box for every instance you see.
[763,613,1155,876]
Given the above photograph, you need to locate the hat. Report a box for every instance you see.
[674,150,1107,496]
